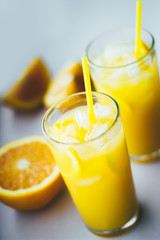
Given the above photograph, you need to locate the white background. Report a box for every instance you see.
[0,1,160,240]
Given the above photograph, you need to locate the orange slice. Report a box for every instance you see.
[43,62,85,108]
[1,58,51,111]
[0,136,64,211]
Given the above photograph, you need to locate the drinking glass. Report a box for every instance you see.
[86,28,160,162]
[42,92,138,236]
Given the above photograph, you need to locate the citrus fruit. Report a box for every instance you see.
[0,136,64,211]
[43,62,85,108]
[1,58,51,111]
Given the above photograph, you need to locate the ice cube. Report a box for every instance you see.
[65,122,78,136]
[94,103,113,118]
[60,135,80,144]
[103,42,135,62]
[74,108,90,130]
[145,55,152,66]
[85,122,108,141]
[51,124,79,143]
[128,65,139,77]
[50,125,60,141]
[94,57,103,66]
[88,136,105,150]
[107,68,125,80]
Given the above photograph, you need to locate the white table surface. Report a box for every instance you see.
[1,0,160,239]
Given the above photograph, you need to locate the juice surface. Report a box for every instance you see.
[91,42,160,156]
[48,103,138,231]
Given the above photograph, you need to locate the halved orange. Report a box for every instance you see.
[1,58,51,111]
[0,136,64,211]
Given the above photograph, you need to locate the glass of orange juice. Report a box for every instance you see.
[86,28,160,162]
[42,92,138,236]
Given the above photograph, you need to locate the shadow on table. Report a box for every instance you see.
[126,201,156,239]
[14,186,74,219]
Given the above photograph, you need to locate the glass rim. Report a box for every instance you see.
[86,27,155,70]
[42,91,120,146]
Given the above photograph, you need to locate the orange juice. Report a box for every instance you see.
[87,29,160,161]
[43,92,138,235]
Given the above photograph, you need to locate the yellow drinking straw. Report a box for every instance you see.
[135,1,142,58]
[82,57,95,122]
